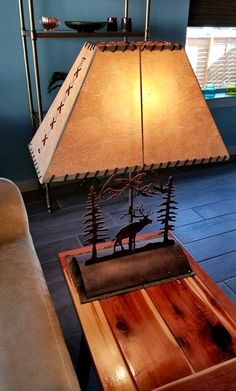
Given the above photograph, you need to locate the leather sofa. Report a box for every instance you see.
[0,178,81,391]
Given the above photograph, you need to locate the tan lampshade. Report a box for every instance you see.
[29,41,229,184]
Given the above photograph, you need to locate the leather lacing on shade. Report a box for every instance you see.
[95,40,182,52]
[45,155,228,184]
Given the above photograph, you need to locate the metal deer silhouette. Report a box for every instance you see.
[114,205,152,252]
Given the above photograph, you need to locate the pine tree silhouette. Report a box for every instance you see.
[157,176,178,243]
[83,186,108,262]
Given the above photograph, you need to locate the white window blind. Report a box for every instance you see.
[185,28,236,89]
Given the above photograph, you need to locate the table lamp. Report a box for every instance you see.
[29,41,230,299]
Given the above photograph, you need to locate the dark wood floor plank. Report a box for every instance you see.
[225,277,236,294]
[31,214,116,246]
[184,231,236,262]
[174,174,236,195]
[56,304,81,337]
[199,253,236,283]
[47,280,72,309]
[194,198,236,219]
[35,236,81,263]
[175,212,236,243]
[29,204,87,229]
[41,259,64,285]
[218,282,236,304]
[176,188,236,210]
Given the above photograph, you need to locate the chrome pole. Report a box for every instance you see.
[123,0,129,42]
[124,0,129,18]
[28,0,43,124]
[144,0,151,41]
[18,0,35,131]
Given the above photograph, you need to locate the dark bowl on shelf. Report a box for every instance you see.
[64,21,106,32]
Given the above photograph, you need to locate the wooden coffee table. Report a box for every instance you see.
[59,233,236,391]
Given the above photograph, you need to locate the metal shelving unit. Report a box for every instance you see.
[18,0,151,212]
[22,30,146,39]
[18,0,151,133]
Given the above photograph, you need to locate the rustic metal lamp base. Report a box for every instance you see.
[76,239,194,299]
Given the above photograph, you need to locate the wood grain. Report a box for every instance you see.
[155,358,236,391]
[188,253,236,329]
[186,277,236,337]
[147,278,236,372]
[100,290,192,390]
[174,232,236,333]
[59,253,137,391]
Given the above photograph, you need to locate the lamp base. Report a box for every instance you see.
[75,238,194,299]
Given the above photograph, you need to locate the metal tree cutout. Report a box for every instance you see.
[83,185,108,263]
[157,176,178,243]
[82,173,179,263]
[77,175,193,300]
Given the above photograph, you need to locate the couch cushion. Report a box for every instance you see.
[0,178,28,244]
[0,237,81,391]
[0,179,80,391]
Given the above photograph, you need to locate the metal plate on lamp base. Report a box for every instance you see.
[76,239,194,299]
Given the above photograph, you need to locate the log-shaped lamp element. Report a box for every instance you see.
[29,41,229,184]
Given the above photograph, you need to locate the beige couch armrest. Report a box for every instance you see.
[0,178,29,243]
[0,178,81,391]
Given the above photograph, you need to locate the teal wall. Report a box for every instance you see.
[0,1,35,180]
[0,0,235,182]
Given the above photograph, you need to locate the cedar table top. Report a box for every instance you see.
[58,232,236,391]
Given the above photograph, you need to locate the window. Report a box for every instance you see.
[185,27,236,90]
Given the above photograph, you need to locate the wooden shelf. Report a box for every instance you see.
[23,29,145,39]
